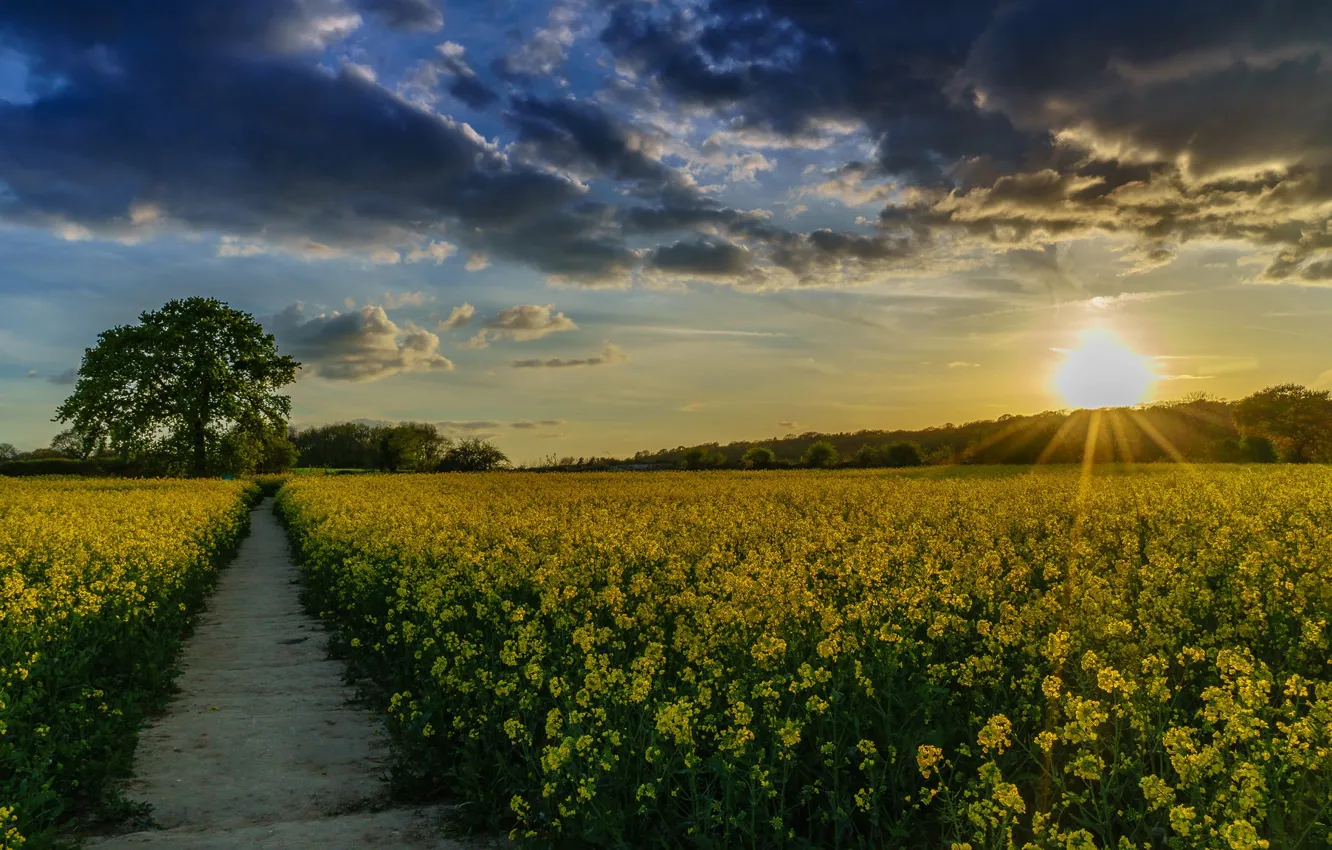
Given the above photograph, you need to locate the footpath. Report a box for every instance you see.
[86,500,466,849]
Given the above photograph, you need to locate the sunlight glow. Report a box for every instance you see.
[1053,328,1156,409]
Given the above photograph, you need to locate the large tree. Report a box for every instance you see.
[1235,384,1332,463]
[55,298,299,476]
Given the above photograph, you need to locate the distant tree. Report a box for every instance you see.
[853,444,883,467]
[0,443,17,462]
[216,422,299,474]
[49,427,101,460]
[681,446,725,469]
[923,445,955,466]
[1243,435,1279,464]
[378,423,449,472]
[440,437,509,472]
[292,422,380,469]
[802,440,839,469]
[55,298,299,477]
[1235,384,1332,463]
[884,441,924,468]
[742,446,777,469]
[1211,437,1246,464]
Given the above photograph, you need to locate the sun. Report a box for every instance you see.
[1053,328,1157,409]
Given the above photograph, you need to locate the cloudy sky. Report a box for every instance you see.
[3,0,1331,462]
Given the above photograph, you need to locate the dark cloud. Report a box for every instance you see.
[511,419,566,429]
[431,42,499,110]
[357,0,443,32]
[512,342,626,368]
[491,0,582,79]
[1299,258,1332,282]
[509,96,676,186]
[600,0,1332,279]
[647,239,753,276]
[4,0,1331,290]
[0,0,614,279]
[269,303,453,381]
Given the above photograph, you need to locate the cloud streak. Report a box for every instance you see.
[511,342,626,369]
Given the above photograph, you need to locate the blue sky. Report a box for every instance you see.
[2,0,1331,463]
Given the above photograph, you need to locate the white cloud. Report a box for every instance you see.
[406,240,458,264]
[376,290,435,309]
[463,304,578,348]
[437,303,476,330]
[270,303,453,381]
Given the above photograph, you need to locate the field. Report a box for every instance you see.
[0,477,256,847]
[278,467,1332,849]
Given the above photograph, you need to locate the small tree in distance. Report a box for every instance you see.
[681,446,725,469]
[885,441,924,468]
[0,443,17,462]
[439,437,509,471]
[742,446,777,469]
[802,440,839,469]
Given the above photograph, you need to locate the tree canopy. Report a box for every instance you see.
[55,297,299,476]
[1235,384,1332,463]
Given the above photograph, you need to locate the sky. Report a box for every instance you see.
[2,0,1331,464]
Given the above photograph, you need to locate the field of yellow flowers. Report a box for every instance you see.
[278,467,1332,849]
[0,477,256,847]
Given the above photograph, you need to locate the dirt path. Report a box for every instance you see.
[87,500,467,849]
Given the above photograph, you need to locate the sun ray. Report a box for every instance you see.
[1036,412,1084,465]
[1129,409,1193,467]
[952,415,1049,464]
[1106,409,1137,464]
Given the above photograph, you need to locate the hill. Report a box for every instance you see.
[541,387,1332,470]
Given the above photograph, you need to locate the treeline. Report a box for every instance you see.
[0,422,510,476]
[291,422,509,472]
[565,384,1331,471]
[0,425,298,478]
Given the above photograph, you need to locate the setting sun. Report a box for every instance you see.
[1053,328,1157,409]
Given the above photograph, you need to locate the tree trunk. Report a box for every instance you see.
[192,419,208,477]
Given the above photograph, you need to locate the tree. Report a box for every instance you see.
[742,446,777,469]
[55,298,299,477]
[853,444,883,467]
[680,446,726,469]
[292,422,378,469]
[49,427,100,460]
[1235,384,1332,463]
[1242,435,1279,463]
[217,422,300,474]
[802,440,839,469]
[0,443,17,462]
[884,441,924,468]
[439,438,509,472]
[378,423,449,472]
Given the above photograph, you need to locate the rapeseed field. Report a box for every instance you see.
[0,478,256,847]
[279,468,1332,849]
